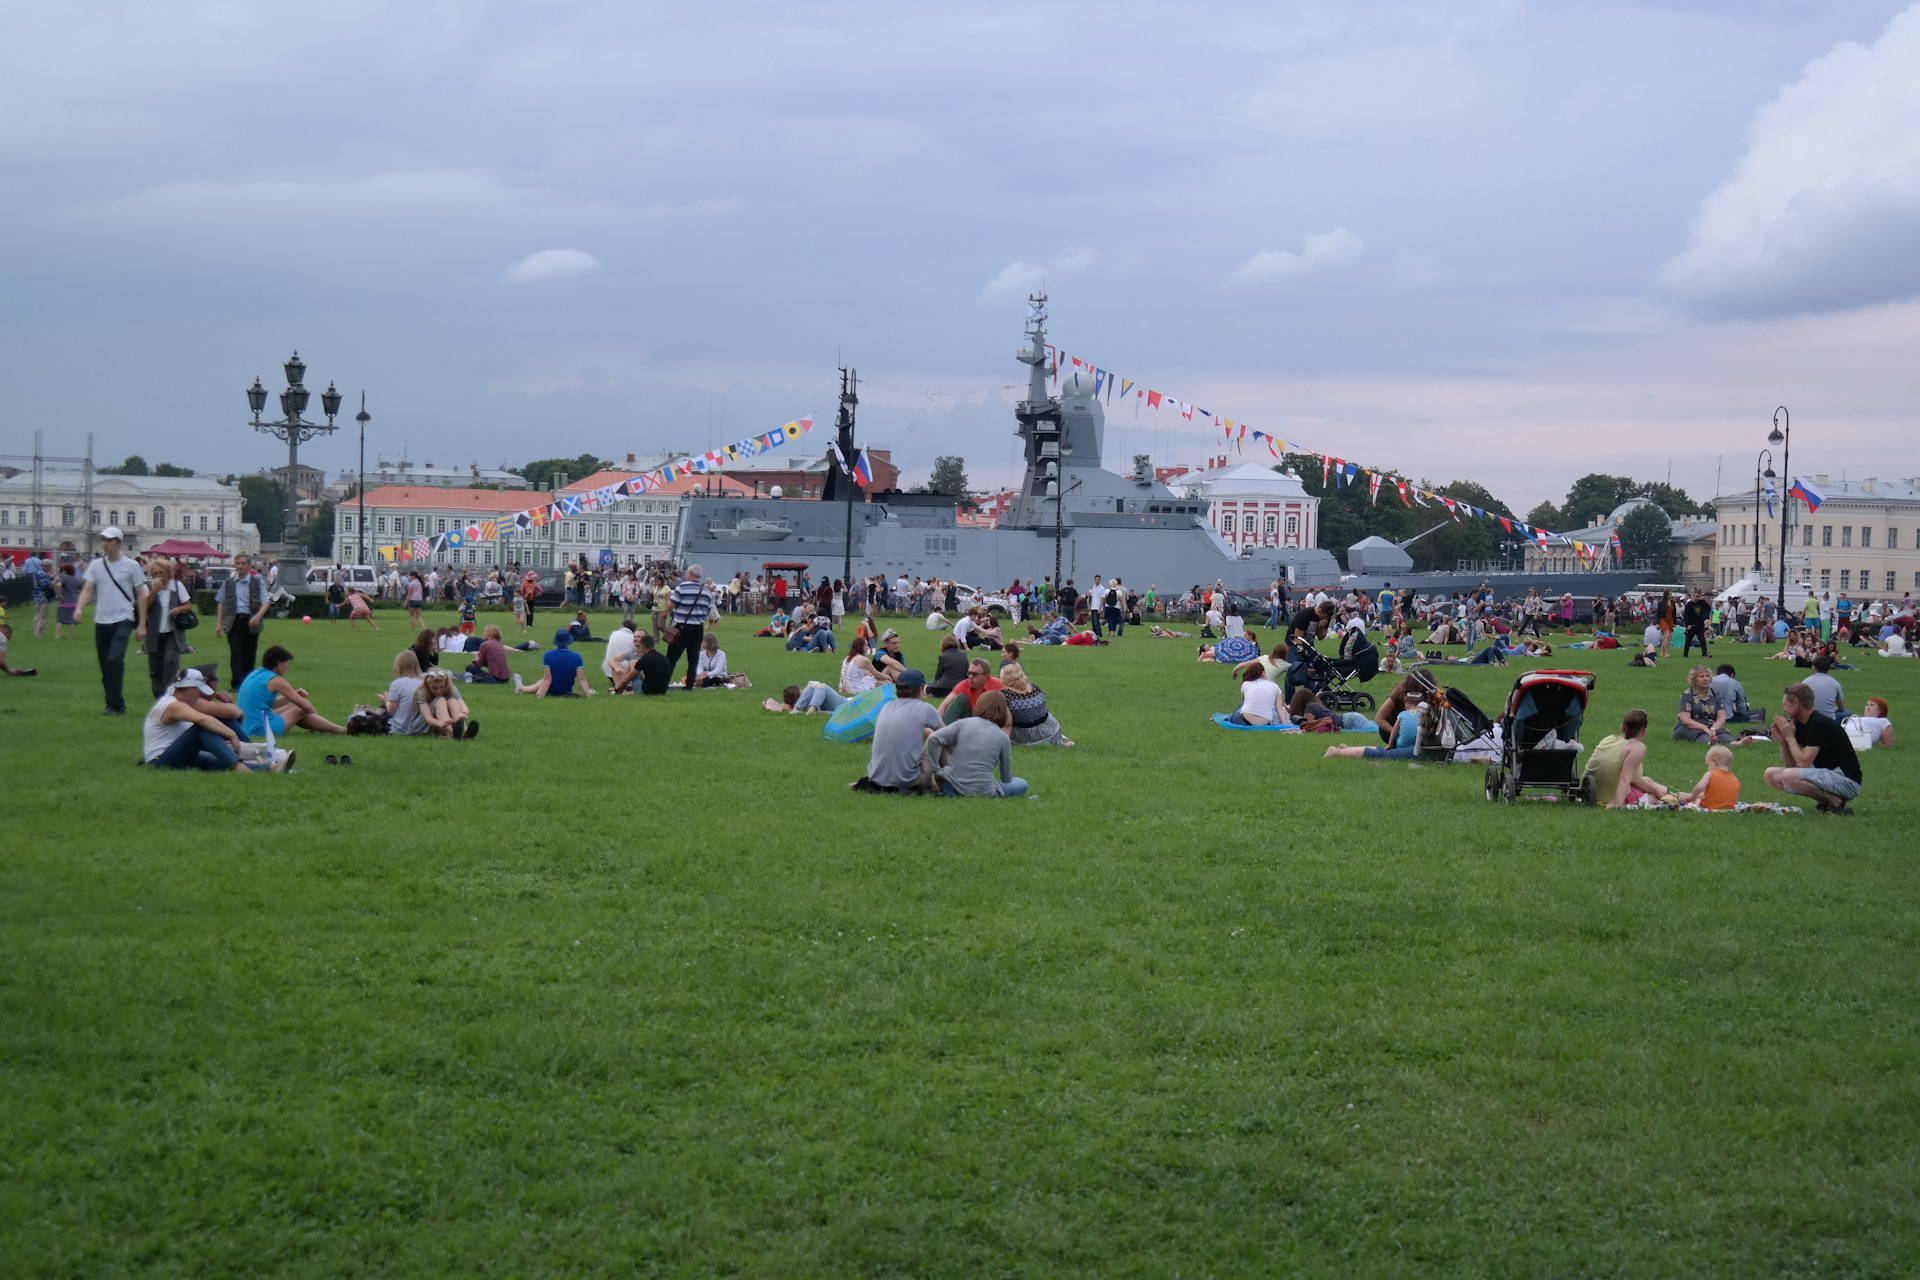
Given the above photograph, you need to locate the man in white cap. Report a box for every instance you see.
[142,669,290,772]
[72,526,148,715]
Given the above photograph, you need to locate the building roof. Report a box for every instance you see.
[1183,461,1312,501]
[357,485,554,511]
[561,469,714,497]
[0,472,242,498]
[1712,476,1920,507]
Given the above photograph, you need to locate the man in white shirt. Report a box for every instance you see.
[602,622,637,683]
[1087,574,1107,638]
[72,526,149,715]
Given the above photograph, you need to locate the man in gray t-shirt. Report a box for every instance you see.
[863,669,943,791]
[1803,657,1845,720]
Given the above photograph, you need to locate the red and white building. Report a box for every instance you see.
[1179,461,1319,552]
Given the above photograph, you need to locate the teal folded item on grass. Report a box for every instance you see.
[1211,712,1301,732]
[824,685,895,743]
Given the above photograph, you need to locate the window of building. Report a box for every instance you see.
[436,518,448,534]
[1700,555,1710,573]
[1286,515,1298,538]
[339,514,352,533]
[1889,528,1899,549]
[1221,514,1234,536]
[1840,570,1850,589]
[1821,525,1833,546]
[1802,525,1814,546]
[1841,526,1853,547]
[376,516,387,534]
[61,505,74,527]
[1820,568,1831,589]
[484,548,494,565]
[153,507,168,527]
[1860,526,1872,548]
[216,514,224,531]
[626,523,637,542]
[593,522,605,543]
[1264,514,1276,540]
[91,509,101,525]
[108,510,119,527]
[1887,571,1897,592]
[199,515,209,531]
[0,509,8,525]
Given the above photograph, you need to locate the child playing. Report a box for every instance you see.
[1685,744,1740,810]
[459,594,477,636]
[0,622,39,676]
[512,591,528,632]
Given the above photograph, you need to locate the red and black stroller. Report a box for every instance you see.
[1484,669,1596,804]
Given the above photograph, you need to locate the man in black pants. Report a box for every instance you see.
[663,565,714,690]
[1682,589,1713,657]
[216,553,270,691]
[71,527,148,715]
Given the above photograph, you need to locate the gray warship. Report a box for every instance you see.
[669,297,1341,592]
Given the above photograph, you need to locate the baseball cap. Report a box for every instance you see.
[101,525,123,540]
[553,628,574,647]
[170,671,213,694]
[894,667,926,689]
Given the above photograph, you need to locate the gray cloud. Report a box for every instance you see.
[502,249,604,283]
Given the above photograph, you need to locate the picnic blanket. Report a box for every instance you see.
[1210,713,1301,732]
[1623,797,1802,814]
[1211,636,1259,664]
[823,685,895,744]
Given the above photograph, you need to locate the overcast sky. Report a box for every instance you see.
[3,1,1917,511]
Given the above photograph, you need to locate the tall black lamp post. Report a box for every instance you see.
[1753,448,1774,583]
[355,393,371,566]
[1766,406,1790,612]
[246,351,341,581]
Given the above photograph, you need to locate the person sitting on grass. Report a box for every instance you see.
[874,629,908,679]
[1682,744,1741,810]
[0,623,36,676]
[786,610,836,652]
[694,633,751,688]
[1026,611,1070,645]
[603,621,637,682]
[612,631,671,695]
[1582,709,1673,807]
[956,607,1004,651]
[1226,663,1284,726]
[1000,661,1073,746]
[384,650,430,735]
[849,667,944,792]
[1674,664,1732,745]
[465,625,513,684]
[1323,688,1428,760]
[1764,681,1863,814]
[512,629,597,698]
[928,634,970,699]
[143,670,291,772]
[416,668,477,738]
[757,608,790,638]
[922,689,1028,796]
[568,610,596,643]
[407,627,440,672]
[437,625,469,656]
[238,645,348,739]
[938,657,1003,723]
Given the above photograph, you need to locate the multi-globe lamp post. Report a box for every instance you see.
[1753,448,1775,584]
[247,351,341,582]
[1767,405,1791,612]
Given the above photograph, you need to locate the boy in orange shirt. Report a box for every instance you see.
[1685,744,1741,809]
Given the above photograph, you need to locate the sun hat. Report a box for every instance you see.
[553,629,574,647]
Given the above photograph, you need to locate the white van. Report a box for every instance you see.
[307,564,380,591]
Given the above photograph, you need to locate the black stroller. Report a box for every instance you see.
[1483,670,1596,804]
[1297,629,1381,714]
[1404,668,1497,760]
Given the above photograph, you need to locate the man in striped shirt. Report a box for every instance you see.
[665,565,715,690]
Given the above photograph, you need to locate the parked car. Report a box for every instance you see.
[948,582,1016,616]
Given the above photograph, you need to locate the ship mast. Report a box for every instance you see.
[1012,293,1067,590]
[835,365,858,589]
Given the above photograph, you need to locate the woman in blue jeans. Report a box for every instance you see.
[1324,691,1427,760]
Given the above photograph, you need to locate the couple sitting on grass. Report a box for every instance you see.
[843,667,1029,797]
[142,666,305,773]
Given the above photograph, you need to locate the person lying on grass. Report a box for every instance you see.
[1844,696,1894,749]
[512,629,597,698]
[143,670,292,773]
[922,689,1027,797]
[238,644,347,738]
[1288,687,1374,733]
[417,668,479,738]
[1582,709,1673,807]
[1323,688,1428,760]
[1147,624,1193,639]
[1026,611,1070,645]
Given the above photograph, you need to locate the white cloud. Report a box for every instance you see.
[975,248,1097,306]
[1233,228,1364,283]
[1659,5,1920,317]
[501,248,604,283]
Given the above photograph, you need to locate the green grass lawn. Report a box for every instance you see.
[3,610,1917,1276]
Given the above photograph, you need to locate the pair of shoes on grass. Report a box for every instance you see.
[323,754,355,766]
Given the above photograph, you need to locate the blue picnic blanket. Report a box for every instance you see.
[1211,713,1301,732]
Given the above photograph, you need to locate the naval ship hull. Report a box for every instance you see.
[675,494,1341,593]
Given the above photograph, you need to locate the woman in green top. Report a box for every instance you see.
[1583,709,1673,806]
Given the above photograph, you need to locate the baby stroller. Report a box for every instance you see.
[1299,630,1381,714]
[1484,670,1595,804]
[1404,668,1497,760]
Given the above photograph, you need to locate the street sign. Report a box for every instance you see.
[1784,553,1811,566]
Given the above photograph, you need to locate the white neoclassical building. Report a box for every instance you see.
[1178,462,1320,552]
[0,471,259,559]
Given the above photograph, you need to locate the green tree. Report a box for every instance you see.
[515,454,611,492]
[305,499,336,557]
[1642,481,1706,519]
[1526,500,1563,531]
[99,455,150,476]
[237,475,286,543]
[1617,502,1673,573]
[928,456,970,497]
[152,462,196,477]
[1558,474,1638,530]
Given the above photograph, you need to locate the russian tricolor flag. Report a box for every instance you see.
[852,450,873,488]
[1788,476,1824,511]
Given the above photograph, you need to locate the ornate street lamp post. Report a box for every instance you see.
[1753,448,1774,583]
[247,352,340,584]
[355,393,371,566]
[1767,406,1791,613]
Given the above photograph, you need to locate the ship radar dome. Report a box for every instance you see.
[1059,369,1097,399]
